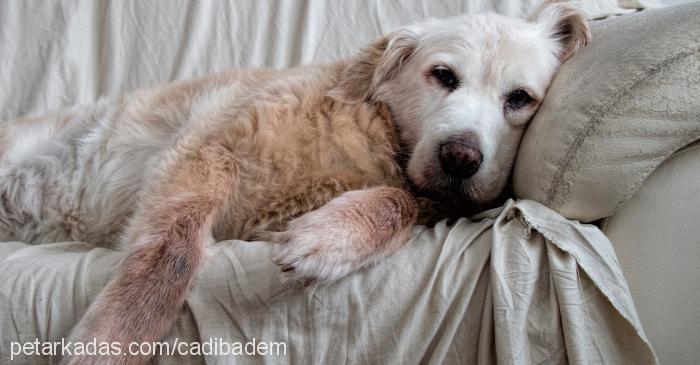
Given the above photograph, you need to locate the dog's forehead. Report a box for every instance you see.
[415,14,538,47]
[416,14,560,91]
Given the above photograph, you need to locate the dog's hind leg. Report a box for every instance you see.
[63,138,238,365]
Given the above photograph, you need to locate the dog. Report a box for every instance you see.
[0,2,589,363]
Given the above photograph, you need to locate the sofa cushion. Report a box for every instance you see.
[513,3,700,222]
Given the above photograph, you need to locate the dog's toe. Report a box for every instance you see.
[279,264,295,272]
[273,234,360,285]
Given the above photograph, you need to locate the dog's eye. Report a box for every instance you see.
[431,66,459,91]
[505,89,534,109]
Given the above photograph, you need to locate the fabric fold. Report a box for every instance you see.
[0,199,656,364]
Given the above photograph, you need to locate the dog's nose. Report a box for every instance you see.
[439,141,482,178]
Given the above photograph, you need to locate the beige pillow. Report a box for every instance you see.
[513,2,700,222]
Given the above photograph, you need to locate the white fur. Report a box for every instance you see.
[0,90,224,245]
[375,13,565,203]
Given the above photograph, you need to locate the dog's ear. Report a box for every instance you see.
[528,1,591,62]
[329,30,417,103]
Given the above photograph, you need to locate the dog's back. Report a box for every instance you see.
[0,64,405,245]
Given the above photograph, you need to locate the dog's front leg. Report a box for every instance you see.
[273,186,418,284]
[63,143,235,365]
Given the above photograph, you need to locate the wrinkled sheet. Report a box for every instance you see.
[0,0,657,123]
[0,200,657,364]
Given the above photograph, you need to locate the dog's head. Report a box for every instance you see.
[331,2,590,205]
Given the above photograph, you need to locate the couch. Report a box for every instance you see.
[1,1,697,364]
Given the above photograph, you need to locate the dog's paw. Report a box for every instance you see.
[271,196,375,285]
[271,188,416,286]
[272,225,366,285]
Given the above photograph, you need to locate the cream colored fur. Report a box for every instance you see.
[0,2,589,364]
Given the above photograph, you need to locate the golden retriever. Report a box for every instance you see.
[0,2,588,363]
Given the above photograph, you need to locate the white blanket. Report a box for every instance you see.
[0,200,657,364]
[0,0,656,123]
